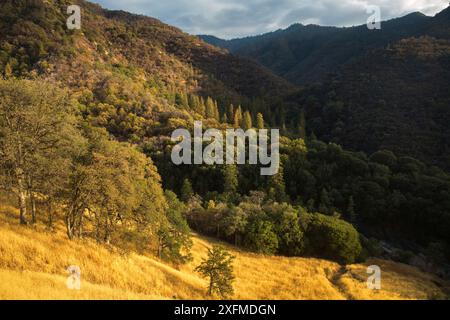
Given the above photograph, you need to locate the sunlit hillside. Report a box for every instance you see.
[0,204,447,300]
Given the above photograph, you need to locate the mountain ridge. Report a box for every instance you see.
[200,11,430,43]
[199,8,448,84]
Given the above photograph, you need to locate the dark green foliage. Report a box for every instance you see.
[156,134,450,263]
[318,189,333,216]
[180,179,194,202]
[292,37,450,172]
[347,196,357,225]
[281,139,450,258]
[222,164,238,196]
[370,150,398,168]
[186,196,361,263]
[244,220,279,255]
[202,9,450,172]
[267,163,288,203]
[222,206,247,246]
[302,212,362,264]
[157,191,193,265]
[265,203,305,256]
[195,245,235,298]
[298,109,306,139]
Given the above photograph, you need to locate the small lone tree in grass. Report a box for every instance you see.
[195,245,235,298]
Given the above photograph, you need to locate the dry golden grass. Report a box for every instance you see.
[0,203,447,300]
[183,237,345,300]
[0,204,206,300]
[339,259,448,300]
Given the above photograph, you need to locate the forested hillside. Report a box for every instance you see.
[0,0,449,295]
[289,36,450,170]
[0,0,293,114]
[202,8,450,172]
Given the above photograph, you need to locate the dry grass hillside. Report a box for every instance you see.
[0,204,447,300]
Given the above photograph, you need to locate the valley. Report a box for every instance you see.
[0,0,449,301]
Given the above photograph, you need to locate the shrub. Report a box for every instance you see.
[302,213,362,264]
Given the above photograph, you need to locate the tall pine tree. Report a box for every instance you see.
[206,97,215,119]
[234,106,243,128]
[256,113,265,129]
[243,111,253,130]
[181,178,194,202]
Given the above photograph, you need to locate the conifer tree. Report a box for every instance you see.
[268,164,288,202]
[222,164,238,196]
[234,106,243,128]
[243,111,253,130]
[180,178,194,202]
[256,113,265,129]
[189,94,199,111]
[157,191,193,264]
[198,97,206,116]
[176,92,189,109]
[206,97,215,119]
[214,100,220,121]
[222,113,228,124]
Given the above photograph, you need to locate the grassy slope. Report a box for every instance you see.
[0,204,447,300]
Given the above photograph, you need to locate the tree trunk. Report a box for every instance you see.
[17,172,28,225]
[15,143,28,225]
[208,279,214,296]
[29,190,37,224]
[77,214,83,238]
[65,213,74,240]
[47,201,53,229]
[104,233,111,244]
[158,240,162,259]
[18,190,27,225]
[104,214,111,244]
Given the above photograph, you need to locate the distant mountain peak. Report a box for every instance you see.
[435,5,450,18]
[405,11,427,17]
[286,23,304,30]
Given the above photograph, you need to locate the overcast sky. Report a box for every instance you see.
[92,0,449,39]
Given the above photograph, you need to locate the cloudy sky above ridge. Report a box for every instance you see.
[92,0,449,39]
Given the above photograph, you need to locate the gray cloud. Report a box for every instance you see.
[92,0,449,39]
